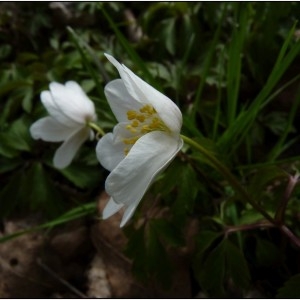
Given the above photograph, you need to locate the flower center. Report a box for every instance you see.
[123,104,169,155]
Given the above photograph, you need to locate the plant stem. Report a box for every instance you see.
[181,134,274,223]
[280,225,300,249]
[225,220,275,236]
[181,134,300,248]
[88,122,105,137]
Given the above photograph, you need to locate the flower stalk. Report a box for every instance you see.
[181,134,274,223]
[88,122,106,137]
[181,134,300,248]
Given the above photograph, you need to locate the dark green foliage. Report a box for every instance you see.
[277,273,300,298]
[195,237,250,297]
[1,2,300,298]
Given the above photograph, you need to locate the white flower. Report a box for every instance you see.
[96,54,183,227]
[30,81,96,169]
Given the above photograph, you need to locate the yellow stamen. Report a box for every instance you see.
[123,136,139,145]
[127,110,137,120]
[131,120,139,127]
[136,114,146,122]
[122,104,170,155]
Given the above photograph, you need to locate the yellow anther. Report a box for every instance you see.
[139,104,156,114]
[123,136,139,145]
[141,125,150,134]
[127,110,137,120]
[136,114,146,122]
[125,125,137,133]
[139,105,148,113]
[123,104,169,148]
[149,117,159,129]
[131,120,139,127]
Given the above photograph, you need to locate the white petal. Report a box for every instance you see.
[102,197,124,219]
[96,132,125,172]
[105,131,183,208]
[30,117,75,142]
[120,201,139,227]
[53,127,90,169]
[104,79,141,123]
[49,82,96,124]
[41,91,78,127]
[65,81,96,119]
[104,53,182,133]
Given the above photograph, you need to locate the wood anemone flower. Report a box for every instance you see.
[96,54,183,227]
[30,81,96,169]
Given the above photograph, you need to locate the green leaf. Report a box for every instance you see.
[255,237,281,267]
[172,163,198,217]
[5,117,33,152]
[59,163,102,189]
[224,239,250,290]
[0,133,19,158]
[226,4,249,126]
[197,238,226,297]
[161,18,176,55]
[22,163,65,217]
[146,222,173,288]
[125,222,173,288]
[0,171,23,217]
[219,23,300,155]
[0,158,22,174]
[276,273,300,298]
[238,209,265,225]
[21,86,34,113]
[196,238,250,297]
[124,225,148,282]
[195,230,221,259]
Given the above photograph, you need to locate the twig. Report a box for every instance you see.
[275,173,300,224]
[224,221,275,237]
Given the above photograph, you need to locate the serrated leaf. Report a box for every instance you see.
[196,238,250,297]
[276,273,300,298]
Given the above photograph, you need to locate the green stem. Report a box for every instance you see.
[180,134,274,223]
[88,122,105,137]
